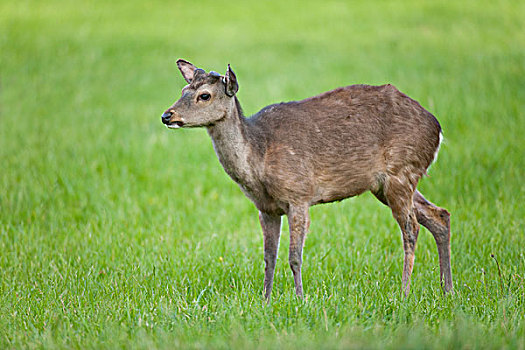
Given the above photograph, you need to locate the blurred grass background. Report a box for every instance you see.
[1,0,524,348]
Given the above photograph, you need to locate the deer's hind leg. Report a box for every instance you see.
[413,190,453,293]
[379,173,421,297]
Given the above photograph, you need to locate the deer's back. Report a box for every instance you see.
[247,84,442,205]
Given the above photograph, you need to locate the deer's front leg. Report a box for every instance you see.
[259,212,282,300]
[287,204,310,298]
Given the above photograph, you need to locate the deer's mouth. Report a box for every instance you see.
[167,121,184,129]
[161,110,184,129]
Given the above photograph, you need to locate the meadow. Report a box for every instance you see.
[1,0,524,348]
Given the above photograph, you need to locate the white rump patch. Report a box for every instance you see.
[428,132,443,172]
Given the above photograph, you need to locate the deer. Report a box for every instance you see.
[161,59,453,300]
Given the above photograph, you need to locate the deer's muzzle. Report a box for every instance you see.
[161,110,184,128]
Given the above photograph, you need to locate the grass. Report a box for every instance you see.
[1,0,524,348]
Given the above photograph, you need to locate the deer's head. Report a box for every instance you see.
[161,59,239,129]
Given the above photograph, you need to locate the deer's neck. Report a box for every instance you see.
[206,98,261,191]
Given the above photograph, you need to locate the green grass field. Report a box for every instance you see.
[1,0,524,348]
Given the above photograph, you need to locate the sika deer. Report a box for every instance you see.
[161,59,453,299]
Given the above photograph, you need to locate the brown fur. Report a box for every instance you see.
[161,60,453,299]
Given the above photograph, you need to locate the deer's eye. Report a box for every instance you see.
[198,93,211,101]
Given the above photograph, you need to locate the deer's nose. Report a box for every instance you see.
[161,111,173,124]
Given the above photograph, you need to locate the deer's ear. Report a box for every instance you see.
[177,59,197,83]
[224,64,239,97]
